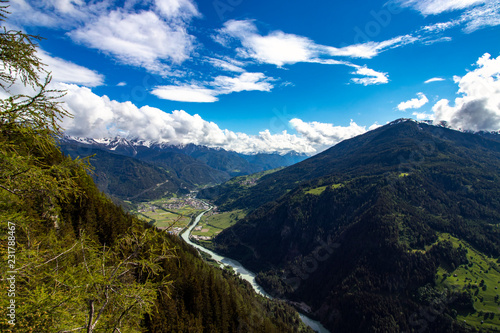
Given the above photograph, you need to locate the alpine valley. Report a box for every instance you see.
[59,136,307,202]
[199,119,500,332]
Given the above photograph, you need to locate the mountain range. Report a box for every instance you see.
[200,119,500,332]
[60,136,307,202]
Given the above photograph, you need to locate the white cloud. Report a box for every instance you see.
[422,20,461,32]
[151,85,218,103]
[69,10,196,75]
[416,1,500,34]
[55,84,376,154]
[431,53,500,131]
[425,77,446,83]
[397,93,429,111]
[207,58,245,73]
[217,20,418,64]
[117,82,127,86]
[350,66,389,85]
[397,0,486,15]
[215,20,413,85]
[462,1,500,32]
[217,20,316,67]
[11,1,200,76]
[38,50,104,87]
[9,0,111,28]
[213,72,273,94]
[413,111,435,120]
[153,0,200,20]
[329,35,418,59]
[152,72,274,102]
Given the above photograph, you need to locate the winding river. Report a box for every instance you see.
[180,208,330,333]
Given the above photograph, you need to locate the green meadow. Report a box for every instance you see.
[435,233,500,330]
[191,209,248,240]
[132,197,205,230]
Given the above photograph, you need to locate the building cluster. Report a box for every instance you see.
[137,204,158,213]
[162,198,209,210]
[240,178,257,186]
[156,226,184,235]
[191,234,211,241]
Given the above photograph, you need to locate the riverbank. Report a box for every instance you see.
[180,208,331,333]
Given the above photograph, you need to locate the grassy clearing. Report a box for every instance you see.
[434,233,500,330]
[305,183,343,195]
[191,209,248,240]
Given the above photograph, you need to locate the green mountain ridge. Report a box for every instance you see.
[207,120,500,332]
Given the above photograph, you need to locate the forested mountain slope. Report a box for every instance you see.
[210,120,500,332]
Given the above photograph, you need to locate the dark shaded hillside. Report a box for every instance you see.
[61,143,190,201]
[134,148,229,186]
[61,137,307,193]
[210,119,500,332]
[200,120,500,211]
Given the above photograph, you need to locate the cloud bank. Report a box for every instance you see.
[57,83,374,154]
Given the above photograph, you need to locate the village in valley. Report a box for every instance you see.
[133,193,212,235]
[132,192,247,245]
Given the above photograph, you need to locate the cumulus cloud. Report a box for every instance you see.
[55,84,376,154]
[397,93,429,111]
[431,53,500,131]
[152,72,274,102]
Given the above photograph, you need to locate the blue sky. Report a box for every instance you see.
[7,0,500,154]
